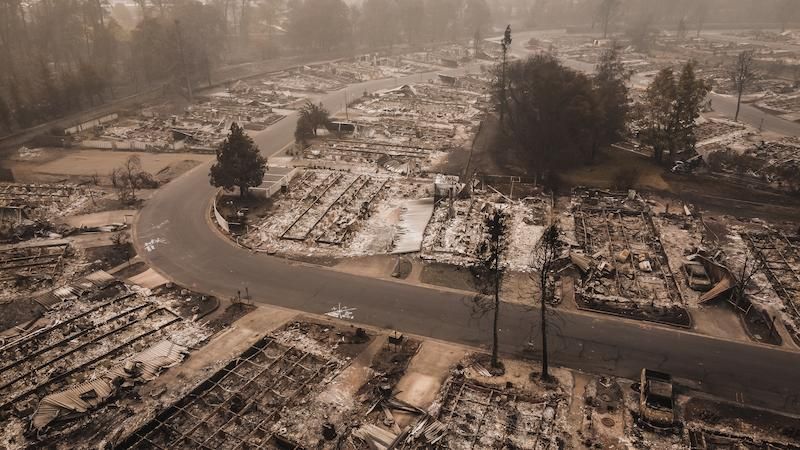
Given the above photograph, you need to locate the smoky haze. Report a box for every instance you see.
[0,0,798,134]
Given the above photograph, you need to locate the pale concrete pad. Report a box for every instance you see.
[127,268,169,289]
[316,334,388,417]
[67,233,116,249]
[691,306,749,343]
[63,210,137,228]
[394,340,467,410]
[334,256,397,279]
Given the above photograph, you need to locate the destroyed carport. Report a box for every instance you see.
[32,340,189,431]
[117,331,347,449]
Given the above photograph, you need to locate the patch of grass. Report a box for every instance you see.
[560,147,669,191]
[420,262,479,292]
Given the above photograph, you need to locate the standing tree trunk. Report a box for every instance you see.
[536,224,559,381]
[732,51,754,123]
[540,286,549,380]
[491,256,500,368]
[500,51,507,123]
[735,88,743,122]
[499,26,512,124]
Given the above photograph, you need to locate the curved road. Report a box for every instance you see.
[135,59,800,415]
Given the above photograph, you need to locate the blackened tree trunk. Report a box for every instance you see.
[540,288,549,379]
[492,255,500,368]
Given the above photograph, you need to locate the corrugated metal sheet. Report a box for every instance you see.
[32,340,188,430]
[33,379,115,429]
[84,270,115,285]
[107,340,188,381]
[36,271,116,307]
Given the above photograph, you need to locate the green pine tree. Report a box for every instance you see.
[210,123,267,197]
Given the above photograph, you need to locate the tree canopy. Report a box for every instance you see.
[591,45,630,160]
[210,123,267,197]
[295,101,331,144]
[496,54,598,179]
[640,62,710,163]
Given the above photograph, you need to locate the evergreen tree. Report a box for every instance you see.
[210,123,267,198]
[591,45,630,161]
[640,62,709,164]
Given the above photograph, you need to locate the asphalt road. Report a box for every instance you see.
[135,55,800,415]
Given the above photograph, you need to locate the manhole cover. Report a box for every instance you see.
[601,417,615,428]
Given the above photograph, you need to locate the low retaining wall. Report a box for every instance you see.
[65,114,119,135]
[250,168,302,198]
[77,139,216,154]
[213,189,230,234]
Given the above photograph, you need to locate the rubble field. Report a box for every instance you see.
[233,74,548,272]
[0,241,74,303]
[117,320,373,449]
[0,275,213,448]
[743,229,800,344]
[694,119,748,145]
[241,169,424,256]
[575,373,800,449]
[422,192,550,272]
[569,189,690,326]
[427,378,566,449]
[758,94,800,118]
[72,50,464,156]
[0,241,69,283]
[238,168,551,273]
[300,78,490,175]
[0,183,100,226]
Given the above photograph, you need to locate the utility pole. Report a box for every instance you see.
[500,25,512,124]
[345,90,349,121]
[174,19,193,102]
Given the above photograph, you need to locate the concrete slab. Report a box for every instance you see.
[67,233,116,249]
[63,210,137,228]
[691,306,749,343]
[394,340,466,410]
[128,268,169,289]
[334,255,396,279]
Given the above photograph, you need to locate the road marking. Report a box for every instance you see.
[151,220,170,230]
[144,237,167,252]
[325,303,356,320]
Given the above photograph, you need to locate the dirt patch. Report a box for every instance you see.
[82,243,135,272]
[576,293,692,328]
[0,298,46,334]
[217,194,274,223]
[741,306,783,346]
[154,159,202,184]
[111,261,147,279]
[2,149,212,185]
[420,262,479,292]
[560,147,669,191]
[684,397,800,442]
[359,337,421,397]
[664,173,800,223]
[206,303,257,331]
